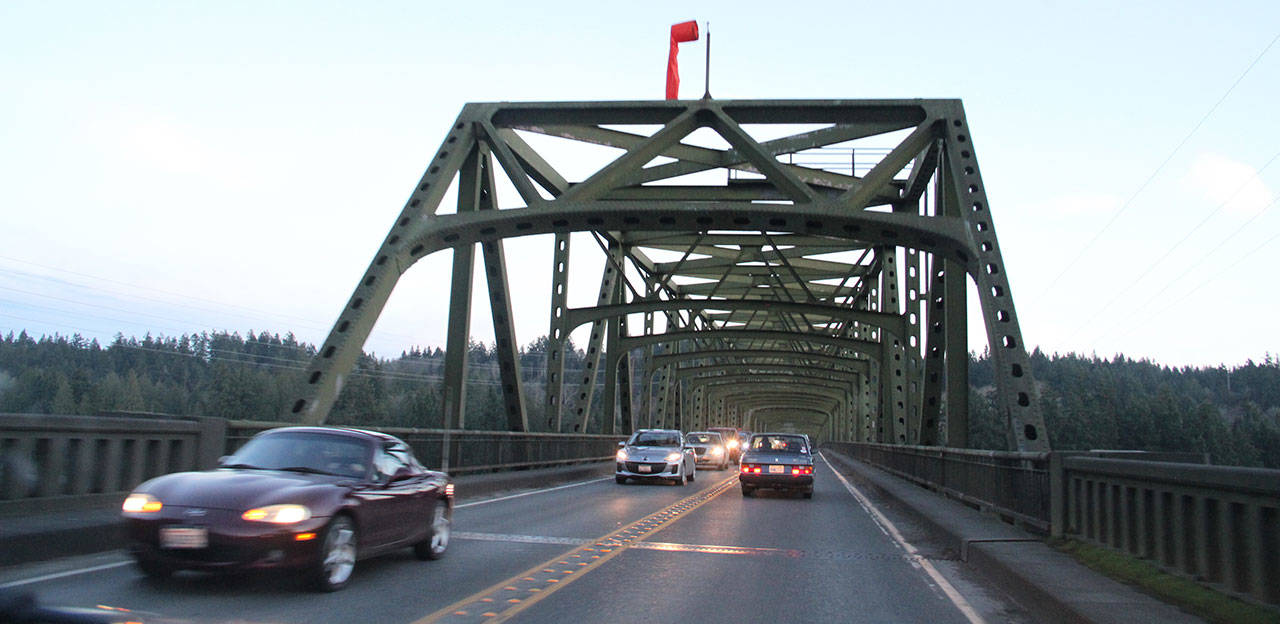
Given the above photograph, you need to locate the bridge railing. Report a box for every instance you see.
[226,420,621,474]
[826,441,1278,607]
[822,441,1051,531]
[0,413,621,515]
[1061,456,1279,605]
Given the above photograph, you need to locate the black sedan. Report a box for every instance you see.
[121,426,453,591]
[738,433,815,498]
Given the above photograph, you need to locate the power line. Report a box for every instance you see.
[1113,229,1280,343]
[1035,30,1280,301]
[1065,147,1280,341]
[1089,191,1280,344]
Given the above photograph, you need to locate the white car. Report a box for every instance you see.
[684,431,730,470]
[615,429,697,485]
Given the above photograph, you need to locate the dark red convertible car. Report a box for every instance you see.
[121,426,453,591]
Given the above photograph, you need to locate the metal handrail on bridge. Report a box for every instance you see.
[0,413,621,516]
[826,441,1279,607]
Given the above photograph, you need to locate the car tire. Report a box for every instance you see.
[741,484,754,497]
[802,490,813,499]
[615,475,627,484]
[136,557,172,580]
[414,501,451,560]
[310,515,357,592]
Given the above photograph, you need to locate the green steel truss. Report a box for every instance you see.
[290,99,1048,452]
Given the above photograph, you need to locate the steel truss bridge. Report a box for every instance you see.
[292,98,1048,453]
[3,100,1278,616]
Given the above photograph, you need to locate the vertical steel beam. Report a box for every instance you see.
[442,147,482,431]
[920,254,947,446]
[639,278,657,427]
[545,232,571,431]
[903,230,924,443]
[477,150,528,432]
[618,349,634,435]
[943,257,969,447]
[655,364,671,428]
[574,242,621,432]
[879,247,908,444]
[602,258,628,435]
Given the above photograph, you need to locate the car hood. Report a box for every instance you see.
[136,469,351,511]
[742,452,813,465]
[623,446,682,462]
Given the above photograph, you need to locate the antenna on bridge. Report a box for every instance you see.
[702,22,712,99]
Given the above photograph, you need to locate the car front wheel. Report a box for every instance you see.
[310,515,357,592]
[414,501,451,560]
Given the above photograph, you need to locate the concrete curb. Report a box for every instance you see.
[821,450,1204,624]
[0,461,614,568]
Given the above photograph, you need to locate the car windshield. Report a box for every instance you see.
[630,432,680,447]
[227,432,371,479]
[750,435,807,454]
[687,434,718,444]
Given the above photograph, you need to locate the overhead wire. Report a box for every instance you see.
[1106,229,1280,346]
[1064,147,1280,341]
[1090,191,1280,344]
[1034,31,1280,302]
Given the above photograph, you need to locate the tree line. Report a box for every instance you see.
[1,331,1277,467]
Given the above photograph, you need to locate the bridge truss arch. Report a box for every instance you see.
[290,98,1048,452]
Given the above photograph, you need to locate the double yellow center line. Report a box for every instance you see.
[415,475,738,624]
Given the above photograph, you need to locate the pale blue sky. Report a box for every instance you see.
[2,1,1277,366]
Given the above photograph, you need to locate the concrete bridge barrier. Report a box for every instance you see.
[0,413,621,517]
[828,441,1278,608]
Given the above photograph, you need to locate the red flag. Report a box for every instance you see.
[666,21,699,100]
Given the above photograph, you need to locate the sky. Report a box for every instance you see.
[1,1,1278,368]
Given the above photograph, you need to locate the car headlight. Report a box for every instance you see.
[617,449,629,461]
[242,504,312,524]
[711,446,724,456]
[122,493,162,513]
[727,440,739,449]
[665,451,682,462]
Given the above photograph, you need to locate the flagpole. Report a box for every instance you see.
[702,22,712,99]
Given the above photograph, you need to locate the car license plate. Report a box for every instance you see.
[768,465,784,474]
[638,465,652,473]
[160,526,208,549]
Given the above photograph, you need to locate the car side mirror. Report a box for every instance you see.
[389,467,415,483]
[617,441,626,448]
[217,455,230,466]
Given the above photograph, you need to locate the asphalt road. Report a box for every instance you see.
[0,455,1032,623]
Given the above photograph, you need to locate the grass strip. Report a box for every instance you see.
[1050,538,1279,624]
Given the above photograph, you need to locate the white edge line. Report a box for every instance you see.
[820,453,987,624]
[2,477,612,588]
[0,560,133,589]
[455,476,612,508]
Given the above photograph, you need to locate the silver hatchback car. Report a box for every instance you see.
[615,429,697,485]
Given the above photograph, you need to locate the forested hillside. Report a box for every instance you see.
[969,349,1280,467]
[1,331,1277,467]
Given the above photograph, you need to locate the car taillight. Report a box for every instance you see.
[790,466,814,475]
[741,464,761,474]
